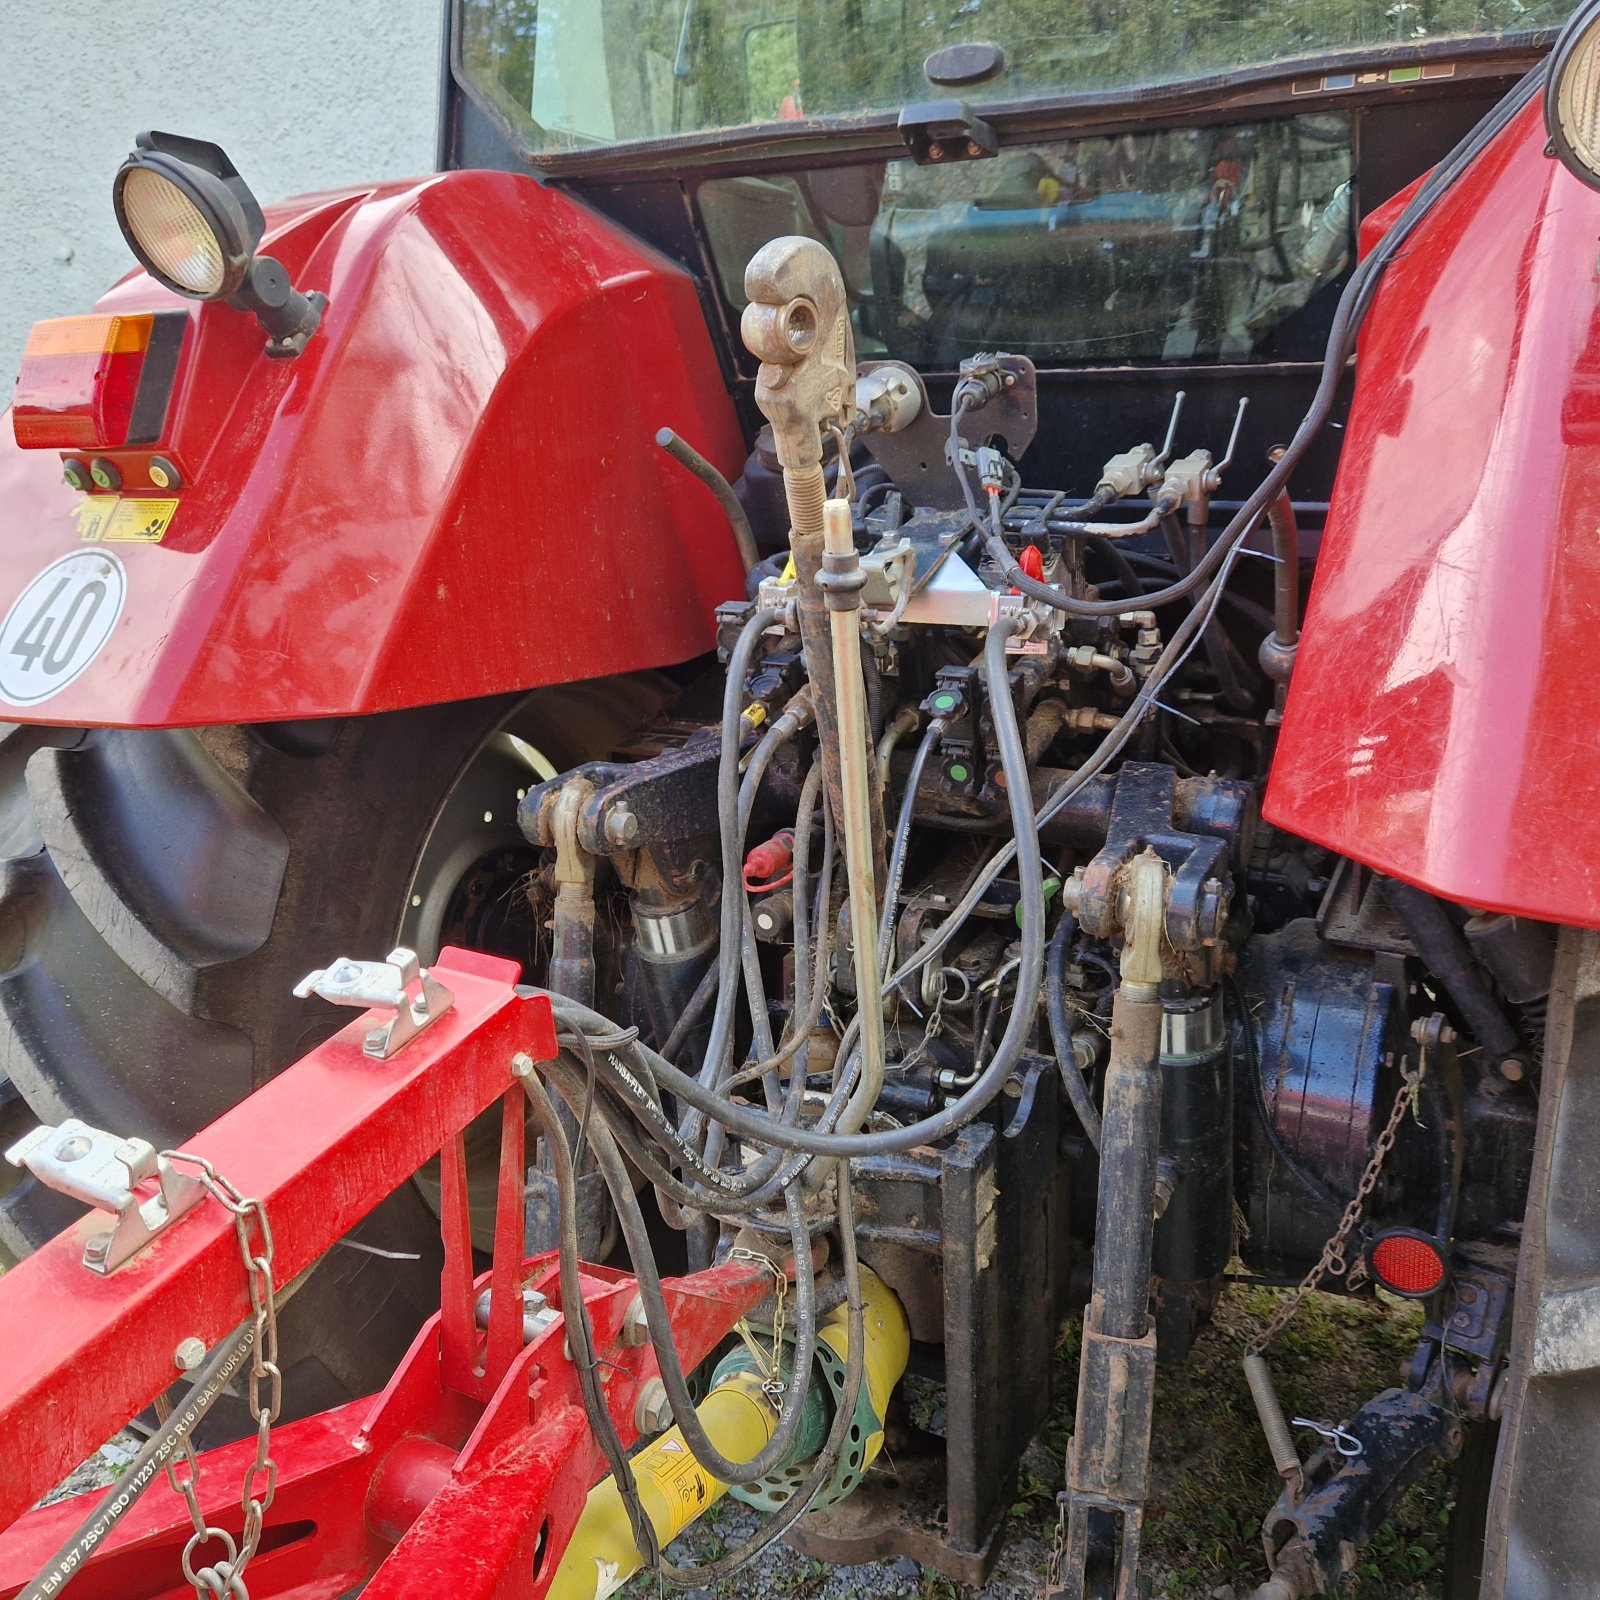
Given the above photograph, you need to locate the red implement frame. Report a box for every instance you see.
[0,946,771,1600]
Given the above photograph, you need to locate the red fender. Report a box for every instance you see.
[0,171,747,727]
[1266,95,1600,928]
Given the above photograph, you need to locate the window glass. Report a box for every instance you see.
[458,0,1568,155]
[701,115,1354,366]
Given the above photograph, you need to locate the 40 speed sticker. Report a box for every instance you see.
[0,550,127,706]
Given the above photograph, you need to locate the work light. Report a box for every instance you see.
[1547,0,1600,189]
[112,131,324,356]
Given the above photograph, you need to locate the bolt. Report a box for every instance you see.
[53,1135,91,1163]
[511,1052,536,1079]
[965,139,984,158]
[927,140,946,162]
[174,1337,207,1372]
[621,1293,650,1348]
[1457,1283,1479,1305]
[1498,1057,1526,1083]
[332,960,360,983]
[634,1377,673,1435]
[604,809,639,848]
[82,1233,110,1265]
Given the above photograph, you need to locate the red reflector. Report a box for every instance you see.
[1369,1231,1447,1297]
[12,314,153,451]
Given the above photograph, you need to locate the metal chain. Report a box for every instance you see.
[729,1246,790,1401]
[1246,1047,1427,1357]
[158,1152,282,1600]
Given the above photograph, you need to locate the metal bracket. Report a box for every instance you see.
[3,1119,206,1274]
[294,947,455,1059]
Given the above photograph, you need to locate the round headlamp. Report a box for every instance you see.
[109,131,323,357]
[1547,0,1600,190]
[112,135,263,301]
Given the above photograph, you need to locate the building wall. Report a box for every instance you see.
[0,0,442,383]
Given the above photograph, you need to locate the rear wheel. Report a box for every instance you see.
[0,676,666,1413]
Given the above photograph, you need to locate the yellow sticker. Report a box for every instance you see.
[73,496,178,545]
[637,1439,714,1537]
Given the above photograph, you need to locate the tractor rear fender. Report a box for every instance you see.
[1266,96,1600,929]
[0,171,748,728]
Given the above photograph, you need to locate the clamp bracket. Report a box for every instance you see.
[294,946,455,1059]
[4,1118,206,1274]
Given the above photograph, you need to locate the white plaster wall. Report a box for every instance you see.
[0,0,441,383]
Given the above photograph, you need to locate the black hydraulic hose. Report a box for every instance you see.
[660,960,719,1061]
[685,605,783,1143]
[1085,534,1144,604]
[876,718,944,978]
[543,617,1047,1161]
[1380,878,1528,1071]
[560,1069,822,1487]
[969,61,1547,623]
[534,1058,866,1589]
[522,1066,665,1571]
[1045,912,1103,1151]
[656,427,760,574]
[19,1319,257,1600]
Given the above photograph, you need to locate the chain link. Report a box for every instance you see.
[159,1151,281,1600]
[729,1247,790,1401]
[1246,1047,1427,1357]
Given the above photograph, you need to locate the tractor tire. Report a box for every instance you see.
[0,677,666,1416]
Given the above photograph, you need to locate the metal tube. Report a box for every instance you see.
[655,426,761,574]
[823,497,887,1133]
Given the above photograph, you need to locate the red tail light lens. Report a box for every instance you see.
[12,311,184,454]
[1368,1230,1448,1298]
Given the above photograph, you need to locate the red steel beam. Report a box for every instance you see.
[0,946,556,1529]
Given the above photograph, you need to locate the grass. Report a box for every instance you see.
[628,1281,1453,1599]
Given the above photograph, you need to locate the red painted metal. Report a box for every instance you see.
[0,173,747,727]
[1266,96,1600,927]
[0,942,774,1599]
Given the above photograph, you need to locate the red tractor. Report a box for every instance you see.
[1,2,1599,1596]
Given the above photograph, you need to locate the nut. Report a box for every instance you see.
[174,1337,207,1372]
[621,1293,650,1348]
[634,1377,673,1435]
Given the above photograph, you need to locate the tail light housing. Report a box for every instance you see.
[12,311,186,454]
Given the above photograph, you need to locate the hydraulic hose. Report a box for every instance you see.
[544,615,1047,1162]
[877,718,944,978]
[684,604,783,1143]
[1045,911,1104,1150]
[557,1066,823,1488]
[18,1320,257,1600]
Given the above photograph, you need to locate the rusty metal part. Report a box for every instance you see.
[1055,850,1168,1600]
[743,235,886,886]
[548,778,598,1007]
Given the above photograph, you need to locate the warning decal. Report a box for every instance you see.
[72,496,178,544]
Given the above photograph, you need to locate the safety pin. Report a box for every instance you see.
[1292,1417,1363,1458]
